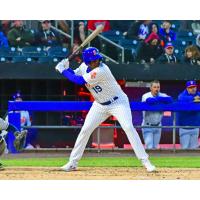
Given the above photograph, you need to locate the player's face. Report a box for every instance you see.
[89,60,100,69]
[15,97,22,102]
[151,39,158,46]
[163,21,171,29]
[152,24,158,33]
[42,21,51,30]
[187,86,197,94]
[150,83,160,96]
[14,20,23,28]
[165,47,174,55]
[186,50,193,58]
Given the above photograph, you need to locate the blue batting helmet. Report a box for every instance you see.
[82,47,103,64]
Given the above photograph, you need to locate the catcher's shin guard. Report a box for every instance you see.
[0,135,6,156]
[14,130,27,151]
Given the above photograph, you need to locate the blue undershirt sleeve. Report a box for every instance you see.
[62,69,87,85]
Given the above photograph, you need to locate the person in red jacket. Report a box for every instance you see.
[87,20,111,32]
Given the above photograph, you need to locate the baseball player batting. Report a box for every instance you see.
[55,47,156,172]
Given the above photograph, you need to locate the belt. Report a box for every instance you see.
[100,96,118,105]
[146,122,160,126]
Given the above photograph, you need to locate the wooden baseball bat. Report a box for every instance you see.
[68,24,104,61]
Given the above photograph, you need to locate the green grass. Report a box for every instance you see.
[1,157,200,168]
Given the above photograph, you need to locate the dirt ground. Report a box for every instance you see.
[1,151,200,180]
[1,167,200,180]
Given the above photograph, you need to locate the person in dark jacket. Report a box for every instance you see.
[136,32,163,64]
[35,20,61,48]
[177,80,200,149]
[7,20,34,48]
[157,42,178,64]
[182,45,200,65]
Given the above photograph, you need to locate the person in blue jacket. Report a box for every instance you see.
[0,31,9,47]
[177,80,200,149]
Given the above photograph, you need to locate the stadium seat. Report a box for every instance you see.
[118,39,139,63]
[101,30,124,43]
[38,56,59,63]
[173,40,188,48]
[47,46,69,58]
[171,20,181,30]
[177,31,193,38]
[0,57,8,62]
[22,46,46,58]
[174,48,183,61]
[0,47,21,58]
[12,56,33,63]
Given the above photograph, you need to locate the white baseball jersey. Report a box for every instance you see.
[67,62,149,165]
[142,92,169,125]
[74,62,126,103]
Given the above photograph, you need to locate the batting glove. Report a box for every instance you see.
[61,58,69,69]
[55,59,69,73]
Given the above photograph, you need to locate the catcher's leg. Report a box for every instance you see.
[0,117,9,131]
[0,135,6,168]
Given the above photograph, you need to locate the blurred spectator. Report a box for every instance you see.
[159,20,176,45]
[87,20,110,49]
[179,21,192,32]
[57,20,70,48]
[35,20,61,49]
[87,20,111,32]
[126,20,143,40]
[191,20,200,35]
[136,32,163,64]
[58,20,69,34]
[7,20,34,48]
[142,80,173,149]
[0,31,9,47]
[0,20,12,35]
[110,20,132,33]
[74,21,86,45]
[196,34,200,51]
[177,81,200,149]
[148,23,159,34]
[138,20,151,40]
[157,42,178,64]
[182,45,200,65]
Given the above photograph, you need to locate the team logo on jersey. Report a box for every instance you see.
[85,83,91,88]
[91,72,97,79]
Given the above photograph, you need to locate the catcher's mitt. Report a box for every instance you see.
[14,130,27,151]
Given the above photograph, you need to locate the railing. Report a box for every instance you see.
[8,101,200,153]
[88,29,125,64]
